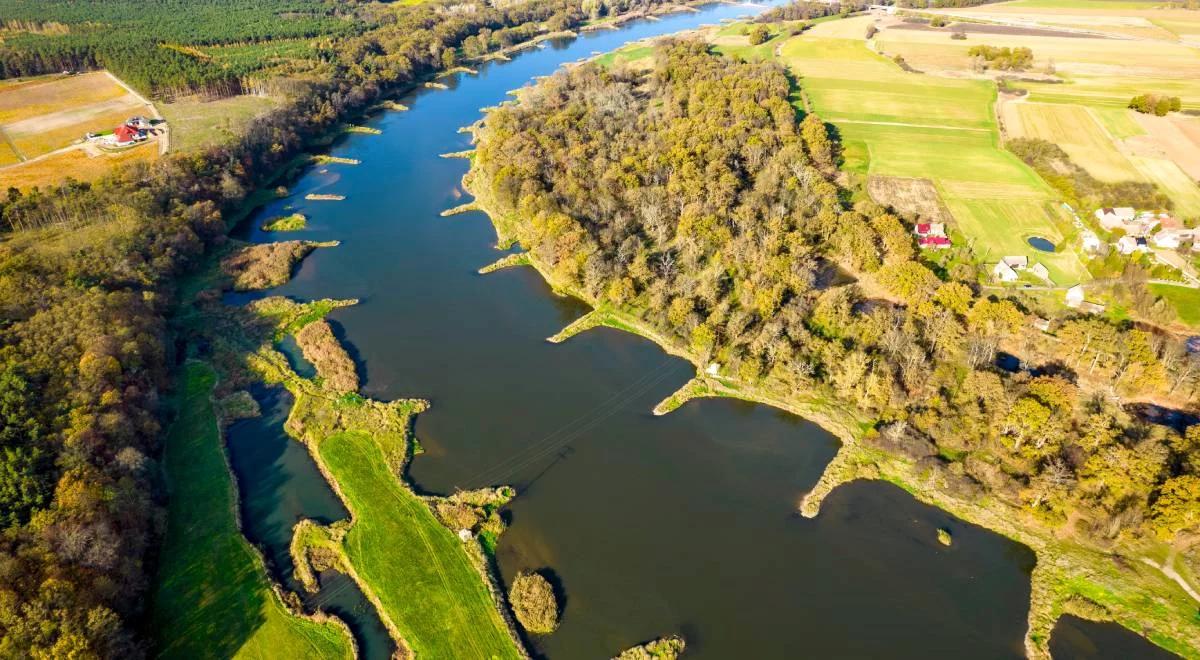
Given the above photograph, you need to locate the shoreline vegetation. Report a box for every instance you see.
[463,39,1200,658]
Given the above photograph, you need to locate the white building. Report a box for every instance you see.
[1002,255,1028,270]
[1030,262,1051,283]
[993,261,1020,283]
[1080,230,1102,252]
[1094,207,1136,230]
[1152,228,1194,249]
[1065,284,1085,308]
[1116,235,1144,255]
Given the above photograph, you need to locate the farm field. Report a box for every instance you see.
[149,362,355,660]
[316,428,522,659]
[780,19,1089,283]
[0,71,154,162]
[0,142,158,190]
[874,17,1200,219]
[161,95,279,152]
[928,0,1200,41]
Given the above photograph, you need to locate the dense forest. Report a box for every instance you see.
[0,0,685,656]
[0,0,364,96]
[471,40,1200,558]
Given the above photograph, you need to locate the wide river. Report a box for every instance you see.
[225,5,1176,658]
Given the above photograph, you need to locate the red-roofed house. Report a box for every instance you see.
[918,236,951,249]
[114,124,139,144]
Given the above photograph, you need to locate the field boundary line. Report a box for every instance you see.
[0,126,26,162]
[833,118,991,132]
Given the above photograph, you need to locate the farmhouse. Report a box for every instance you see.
[1029,262,1051,283]
[1080,231,1102,253]
[1002,255,1028,270]
[1152,228,1195,249]
[1065,284,1106,314]
[1116,235,1149,255]
[993,260,1020,282]
[918,235,951,249]
[1094,207,1136,230]
[914,222,947,238]
[1065,284,1084,308]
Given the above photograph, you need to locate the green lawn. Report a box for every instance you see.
[150,362,354,660]
[779,34,1089,283]
[1149,283,1200,327]
[160,95,278,152]
[318,430,521,659]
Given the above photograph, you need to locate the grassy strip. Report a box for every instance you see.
[261,213,307,232]
[312,155,360,165]
[149,362,355,660]
[243,299,526,659]
[478,252,531,274]
[340,124,382,135]
[440,201,479,217]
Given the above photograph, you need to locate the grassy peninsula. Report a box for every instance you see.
[149,362,355,660]
[172,231,525,658]
[464,39,1200,657]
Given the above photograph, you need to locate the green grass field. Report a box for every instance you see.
[150,362,354,660]
[317,429,521,659]
[160,95,278,152]
[779,34,1088,283]
[1149,283,1200,327]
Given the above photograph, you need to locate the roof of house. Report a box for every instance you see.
[1002,256,1028,267]
[993,261,1018,279]
[916,223,931,234]
[919,236,951,246]
[114,124,138,141]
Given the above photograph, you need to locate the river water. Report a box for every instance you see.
[224,4,1173,658]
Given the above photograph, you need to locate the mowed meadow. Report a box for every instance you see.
[782,16,1088,283]
[874,14,1200,217]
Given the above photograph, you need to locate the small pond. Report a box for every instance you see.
[1028,236,1056,252]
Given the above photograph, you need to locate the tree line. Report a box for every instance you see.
[471,41,1200,565]
[0,0,690,656]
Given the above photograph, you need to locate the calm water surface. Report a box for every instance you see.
[224,5,1165,657]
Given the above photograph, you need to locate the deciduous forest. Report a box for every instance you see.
[471,40,1200,556]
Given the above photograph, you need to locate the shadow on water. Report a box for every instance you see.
[1049,615,1180,660]
[226,385,394,659]
[211,1,1176,657]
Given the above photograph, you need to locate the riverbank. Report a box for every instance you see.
[462,161,1200,658]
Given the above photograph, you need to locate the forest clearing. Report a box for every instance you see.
[0,71,160,187]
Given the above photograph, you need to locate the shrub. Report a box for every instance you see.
[747,25,771,45]
[509,571,559,634]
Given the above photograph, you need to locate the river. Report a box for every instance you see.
[224,4,1174,658]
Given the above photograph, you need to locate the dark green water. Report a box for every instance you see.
[222,5,1175,658]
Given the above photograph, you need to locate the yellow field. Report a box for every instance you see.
[0,144,158,190]
[1010,102,1142,181]
[928,1,1200,42]
[0,71,154,163]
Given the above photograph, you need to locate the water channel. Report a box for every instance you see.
[224,4,1175,658]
